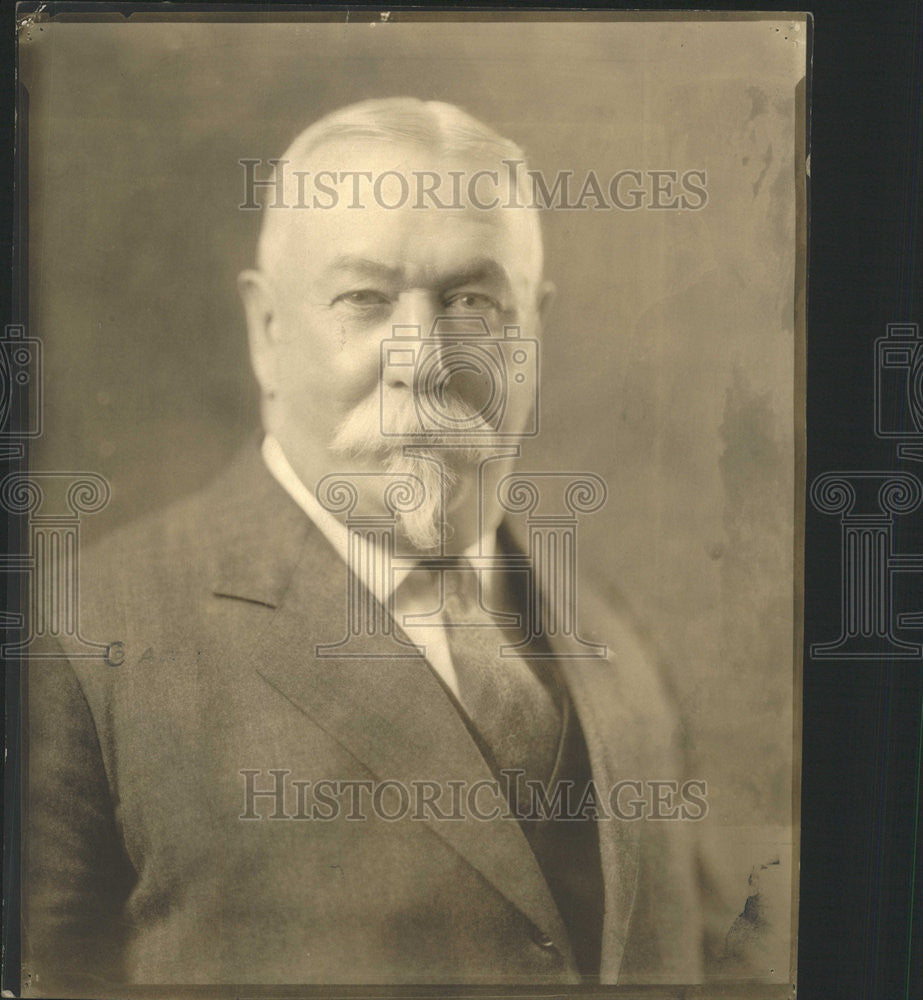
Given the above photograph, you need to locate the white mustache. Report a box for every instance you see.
[330,388,494,460]
[328,390,491,550]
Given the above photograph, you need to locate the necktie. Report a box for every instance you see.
[440,562,562,803]
[441,562,605,978]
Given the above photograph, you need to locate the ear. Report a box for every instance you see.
[237,269,280,396]
[536,279,556,327]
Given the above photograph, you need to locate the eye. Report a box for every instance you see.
[332,289,391,308]
[445,291,501,313]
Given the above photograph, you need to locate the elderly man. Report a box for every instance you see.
[25,99,707,992]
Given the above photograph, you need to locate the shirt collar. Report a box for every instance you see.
[261,434,496,605]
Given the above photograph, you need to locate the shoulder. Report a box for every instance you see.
[85,481,221,573]
[78,474,230,626]
[63,442,303,683]
[58,445,306,740]
[84,444,268,575]
[78,441,295,612]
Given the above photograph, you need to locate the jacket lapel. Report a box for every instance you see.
[209,447,575,971]
[555,652,642,982]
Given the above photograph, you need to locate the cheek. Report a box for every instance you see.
[331,334,384,406]
[276,333,381,413]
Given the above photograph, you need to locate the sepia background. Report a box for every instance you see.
[20,14,805,963]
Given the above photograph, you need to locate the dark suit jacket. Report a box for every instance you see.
[24,444,706,993]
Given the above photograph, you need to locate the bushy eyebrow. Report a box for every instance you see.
[322,255,512,293]
[438,259,511,294]
[324,256,403,282]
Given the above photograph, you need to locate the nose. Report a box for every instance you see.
[382,291,442,391]
[393,289,441,339]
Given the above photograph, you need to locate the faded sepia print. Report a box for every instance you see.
[12,11,806,995]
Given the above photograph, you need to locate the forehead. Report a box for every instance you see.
[270,139,541,289]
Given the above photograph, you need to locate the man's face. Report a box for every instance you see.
[242,139,547,549]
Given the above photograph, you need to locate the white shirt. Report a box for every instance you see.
[261,434,498,699]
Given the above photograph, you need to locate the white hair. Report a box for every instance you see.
[256,97,543,279]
